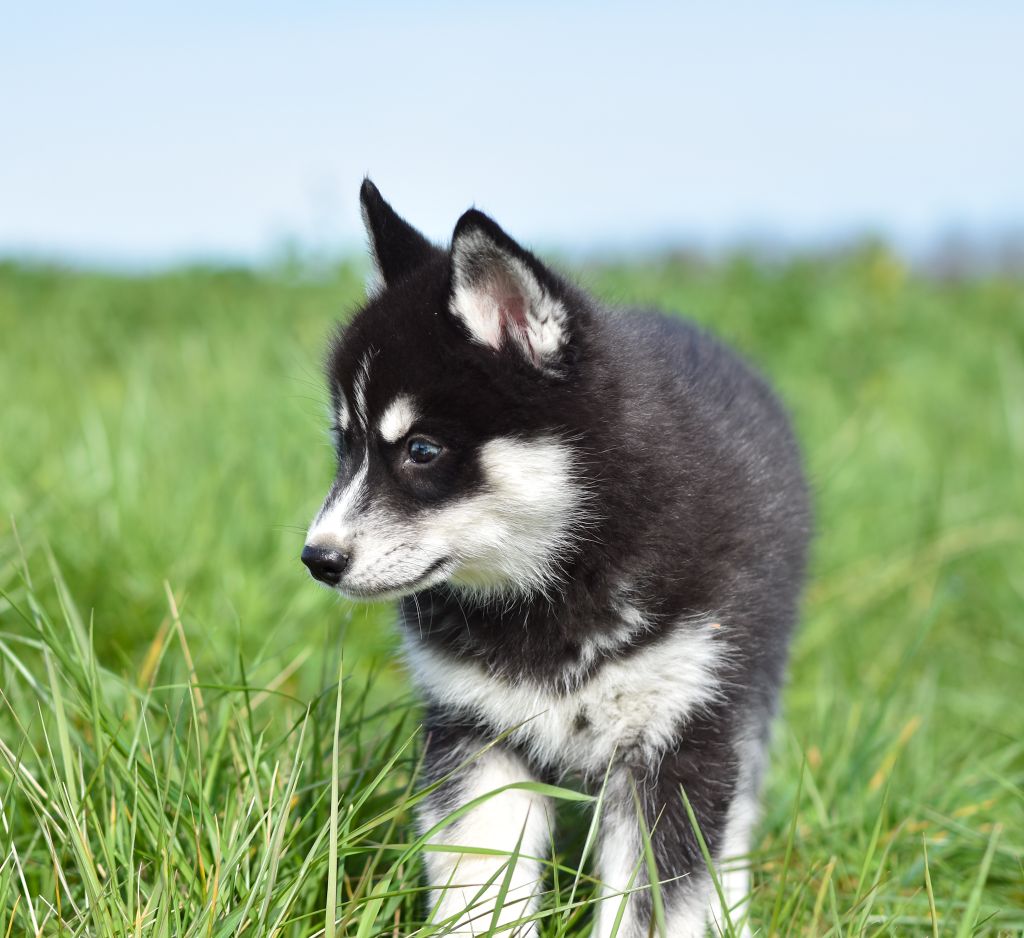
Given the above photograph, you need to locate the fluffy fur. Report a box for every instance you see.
[302,179,811,936]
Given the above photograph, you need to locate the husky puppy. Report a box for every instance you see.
[302,180,810,937]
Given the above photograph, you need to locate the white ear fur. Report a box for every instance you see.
[450,228,569,369]
[364,265,384,299]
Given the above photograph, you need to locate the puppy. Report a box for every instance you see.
[302,180,810,936]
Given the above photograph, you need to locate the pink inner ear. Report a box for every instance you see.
[499,292,529,333]
[498,292,538,362]
[491,266,537,360]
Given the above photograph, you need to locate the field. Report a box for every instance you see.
[1,249,1021,936]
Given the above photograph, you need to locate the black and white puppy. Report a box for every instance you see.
[302,180,811,937]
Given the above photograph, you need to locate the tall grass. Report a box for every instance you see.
[1,251,1021,934]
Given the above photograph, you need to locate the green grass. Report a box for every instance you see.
[1,248,1022,935]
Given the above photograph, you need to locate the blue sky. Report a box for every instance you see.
[3,1,1023,264]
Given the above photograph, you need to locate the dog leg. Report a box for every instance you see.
[593,716,757,938]
[419,724,552,937]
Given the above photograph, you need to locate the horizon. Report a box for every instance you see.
[4,1,1023,267]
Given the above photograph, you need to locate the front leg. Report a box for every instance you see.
[593,717,759,938]
[418,716,553,937]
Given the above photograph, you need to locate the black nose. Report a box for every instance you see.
[301,544,350,586]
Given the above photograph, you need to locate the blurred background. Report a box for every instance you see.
[2,0,1023,678]
[2,0,1022,668]
[1,1,1023,930]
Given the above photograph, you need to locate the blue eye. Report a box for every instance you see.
[408,437,442,464]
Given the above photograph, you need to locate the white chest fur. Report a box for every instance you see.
[404,621,727,774]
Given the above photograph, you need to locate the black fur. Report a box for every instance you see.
[360,178,442,286]
[310,180,811,935]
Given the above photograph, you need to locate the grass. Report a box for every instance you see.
[0,247,1022,935]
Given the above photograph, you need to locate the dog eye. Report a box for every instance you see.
[407,437,442,465]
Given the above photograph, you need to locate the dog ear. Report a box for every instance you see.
[449,209,570,371]
[360,179,440,288]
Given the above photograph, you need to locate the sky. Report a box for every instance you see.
[3,1,1023,265]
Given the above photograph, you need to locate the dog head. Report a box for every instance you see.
[302,180,595,602]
